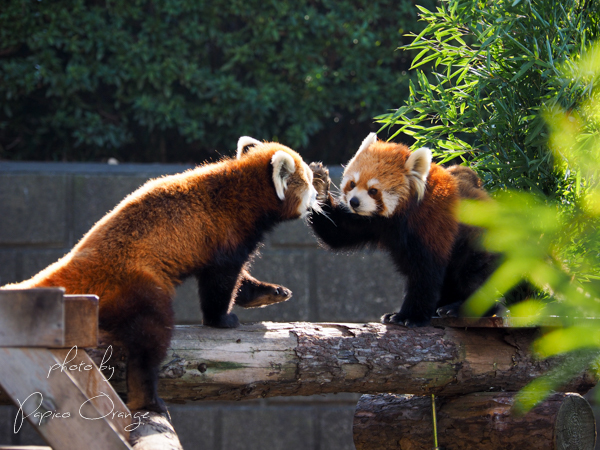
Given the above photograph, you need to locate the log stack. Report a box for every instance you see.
[3,318,595,449]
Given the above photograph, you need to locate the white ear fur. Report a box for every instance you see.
[237,136,262,159]
[271,151,296,200]
[406,147,432,202]
[345,132,378,168]
[357,132,378,155]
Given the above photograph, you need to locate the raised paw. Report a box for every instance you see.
[309,162,331,202]
[381,312,431,328]
[238,285,292,308]
[203,312,240,328]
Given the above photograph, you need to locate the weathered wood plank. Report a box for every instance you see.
[0,348,131,450]
[86,322,598,403]
[64,295,99,348]
[0,289,64,347]
[50,348,131,439]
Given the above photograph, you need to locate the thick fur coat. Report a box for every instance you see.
[310,133,497,326]
[3,138,318,411]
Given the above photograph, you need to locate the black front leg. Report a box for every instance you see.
[196,262,243,328]
[311,201,380,250]
[235,269,292,308]
[382,247,446,327]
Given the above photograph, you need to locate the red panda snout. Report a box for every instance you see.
[341,174,400,217]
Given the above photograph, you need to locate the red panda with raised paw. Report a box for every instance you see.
[2,138,318,412]
[309,133,498,327]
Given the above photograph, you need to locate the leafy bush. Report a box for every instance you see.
[0,0,434,163]
[378,0,600,200]
[460,43,600,409]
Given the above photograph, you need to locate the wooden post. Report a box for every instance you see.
[352,392,597,450]
[0,289,132,449]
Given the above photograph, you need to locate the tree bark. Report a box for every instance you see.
[353,392,596,450]
[84,322,596,403]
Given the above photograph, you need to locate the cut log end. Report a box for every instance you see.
[555,394,596,449]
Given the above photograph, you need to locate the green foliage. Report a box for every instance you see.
[461,42,600,411]
[377,0,600,199]
[0,0,434,163]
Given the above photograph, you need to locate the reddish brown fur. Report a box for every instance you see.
[8,146,307,298]
[310,135,496,327]
[3,142,314,411]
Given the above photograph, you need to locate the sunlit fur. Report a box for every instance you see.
[310,135,498,327]
[2,140,316,412]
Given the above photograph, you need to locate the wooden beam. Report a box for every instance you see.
[353,392,597,449]
[64,295,99,348]
[84,322,597,403]
[0,289,64,347]
[50,348,131,439]
[0,290,99,348]
[0,348,131,450]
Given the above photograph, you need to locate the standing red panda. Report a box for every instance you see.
[2,138,318,412]
[310,133,498,327]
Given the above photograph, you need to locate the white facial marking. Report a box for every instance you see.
[381,191,400,216]
[367,178,379,188]
[299,162,319,216]
[345,188,378,215]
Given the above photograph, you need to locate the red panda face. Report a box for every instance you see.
[341,133,432,217]
[237,137,318,218]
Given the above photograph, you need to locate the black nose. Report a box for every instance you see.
[349,197,360,209]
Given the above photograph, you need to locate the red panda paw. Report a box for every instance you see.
[237,285,292,308]
[436,304,461,318]
[381,312,431,328]
[309,162,331,201]
[203,313,240,328]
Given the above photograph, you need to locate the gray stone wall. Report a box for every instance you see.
[0,161,404,449]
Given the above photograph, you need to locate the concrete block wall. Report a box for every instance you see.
[0,161,404,449]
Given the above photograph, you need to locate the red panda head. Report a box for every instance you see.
[341,133,432,217]
[236,136,318,218]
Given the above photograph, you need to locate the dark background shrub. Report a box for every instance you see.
[0,0,434,164]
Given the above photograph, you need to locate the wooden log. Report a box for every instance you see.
[84,322,597,403]
[129,412,183,450]
[352,391,596,450]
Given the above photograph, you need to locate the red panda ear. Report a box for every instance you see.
[406,147,432,201]
[237,136,262,159]
[271,151,296,200]
[346,133,378,168]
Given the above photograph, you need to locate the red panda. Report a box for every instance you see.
[2,139,318,412]
[309,133,498,326]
